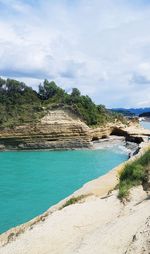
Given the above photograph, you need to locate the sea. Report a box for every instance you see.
[0,141,128,233]
[140,120,150,130]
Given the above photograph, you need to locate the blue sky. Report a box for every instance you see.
[0,0,150,107]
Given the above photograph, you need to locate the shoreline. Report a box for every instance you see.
[0,135,140,154]
[0,119,150,152]
[0,140,150,248]
[0,124,150,153]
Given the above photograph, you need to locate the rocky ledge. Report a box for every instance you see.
[0,110,91,150]
[0,109,149,150]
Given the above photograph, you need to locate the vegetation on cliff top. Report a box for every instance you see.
[118,149,150,199]
[0,77,125,128]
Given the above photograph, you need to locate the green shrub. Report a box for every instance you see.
[120,164,144,182]
[118,181,131,199]
[137,151,150,166]
[60,195,86,209]
[118,150,150,199]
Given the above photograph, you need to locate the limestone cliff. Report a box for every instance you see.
[0,110,91,150]
[0,109,149,150]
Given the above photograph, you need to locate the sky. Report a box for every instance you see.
[0,0,150,108]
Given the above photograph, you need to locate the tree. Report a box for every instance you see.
[71,88,81,97]
[38,80,58,100]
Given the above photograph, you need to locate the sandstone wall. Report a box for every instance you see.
[0,109,149,150]
[0,110,91,150]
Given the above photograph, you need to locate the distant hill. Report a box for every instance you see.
[139,112,150,117]
[112,108,150,116]
[111,109,135,117]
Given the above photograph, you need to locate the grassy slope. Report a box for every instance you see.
[118,149,150,199]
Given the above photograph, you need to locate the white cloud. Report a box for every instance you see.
[0,0,150,107]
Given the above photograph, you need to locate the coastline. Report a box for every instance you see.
[0,122,150,152]
[0,107,149,152]
[0,140,150,249]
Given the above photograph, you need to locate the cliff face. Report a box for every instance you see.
[125,216,150,254]
[0,110,91,150]
[1,186,150,254]
[0,109,149,150]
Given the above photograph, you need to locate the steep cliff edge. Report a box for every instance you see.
[1,77,147,150]
[0,109,149,150]
[1,186,150,254]
[0,110,91,150]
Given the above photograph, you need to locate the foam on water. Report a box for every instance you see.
[93,136,135,154]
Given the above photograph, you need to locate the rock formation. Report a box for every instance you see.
[0,110,91,150]
[125,216,150,254]
[0,109,149,150]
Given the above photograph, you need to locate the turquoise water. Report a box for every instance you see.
[141,121,150,130]
[0,149,128,233]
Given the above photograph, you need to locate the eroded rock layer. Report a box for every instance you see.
[0,109,149,150]
[0,110,92,150]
